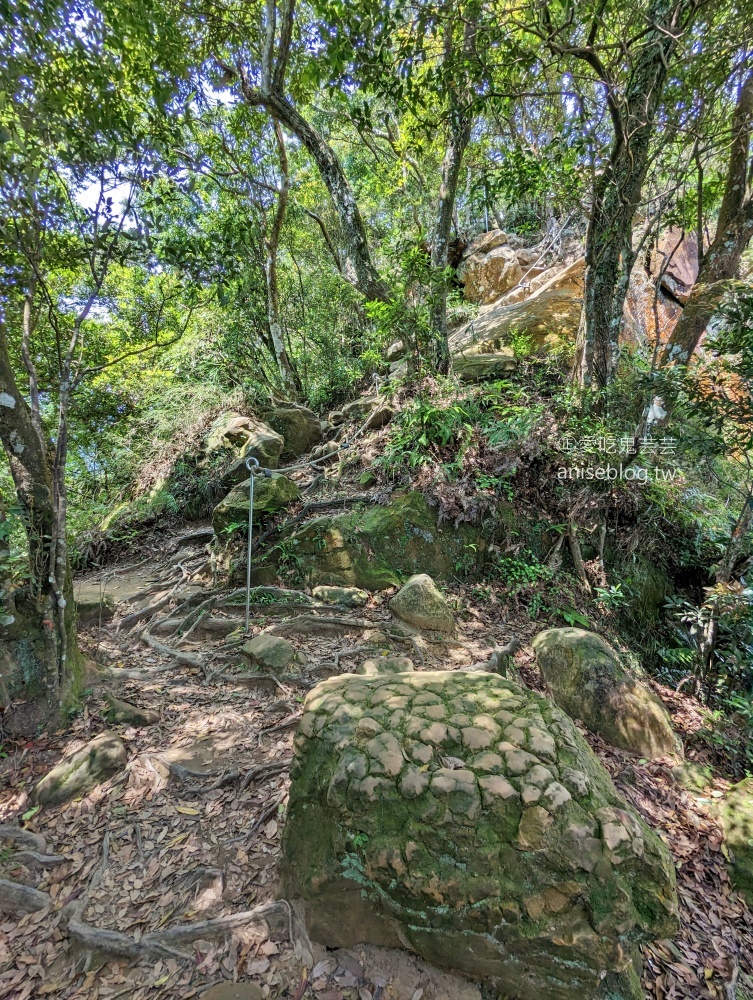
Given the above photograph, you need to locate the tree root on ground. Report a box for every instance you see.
[0,878,52,914]
[67,898,293,959]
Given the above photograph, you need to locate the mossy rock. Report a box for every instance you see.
[532,628,678,760]
[452,348,517,382]
[278,491,481,589]
[259,402,322,457]
[240,634,297,672]
[76,593,116,625]
[716,777,753,904]
[281,671,678,1000]
[32,731,127,806]
[390,573,455,632]
[212,474,301,537]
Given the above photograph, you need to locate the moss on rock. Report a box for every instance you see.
[716,777,753,904]
[212,474,301,536]
[532,628,678,760]
[279,491,481,589]
[281,670,678,1000]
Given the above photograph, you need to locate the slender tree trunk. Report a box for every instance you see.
[574,0,695,390]
[265,121,300,396]
[430,11,477,375]
[431,117,472,374]
[238,83,389,304]
[659,70,753,366]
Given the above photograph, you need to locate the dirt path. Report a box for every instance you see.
[1,527,752,1000]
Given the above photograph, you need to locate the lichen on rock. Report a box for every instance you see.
[281,670,678,1000]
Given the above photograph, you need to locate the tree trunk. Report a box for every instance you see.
[265,121,301,396]
[243,86,389,304]
[430,116,472,374]
[0,326,63,705]
[659,70,753,366]
[574,0,694,390]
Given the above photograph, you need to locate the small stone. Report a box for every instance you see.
[409,742,434,765]
[527,727,557,759]
[561,767,590,799]
[420,722,450,746]
[526,765,554,787]
[241,634,296,672]
[504,727,527,745]
[104,695,159,726]
[521,784,542,804]
[472,752,504,773]
[542,782,572,811]
[354,717,383,741]
[365,733,404,777]
[504,749,539,775]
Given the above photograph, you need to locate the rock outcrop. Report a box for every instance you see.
[390,574,455,633]
[459,244,523,304]
[532,629,677,760]
[259,402,322,457]
[32,731,127,806]
[281,670,678,1000]
[212,474,300,536]
[277,491,480,590]
[205,411,284,471]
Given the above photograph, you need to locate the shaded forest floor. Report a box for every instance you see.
[2,524,753,1000]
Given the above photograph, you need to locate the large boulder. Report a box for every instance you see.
[449,287,582,359]
[532,629,677,760]
[281,670,678,1000]
[462,229,509,258]
[259,402,322,458]
[715,777,753,904]
[205,412,284,484]
[212,474,300,536]
[32,731,126,806]
[452,347,517,383]
[458,245,523,305]
[390,573,455,633]
[277,491,481,590]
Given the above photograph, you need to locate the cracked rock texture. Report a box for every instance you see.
[281,670,678,1000]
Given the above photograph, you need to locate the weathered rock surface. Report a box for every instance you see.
[390,574,455,633]
[532,629,677,760]
[281,670,678,1000]
[206,411,284,470]
[452,347,517,382]
[341,396,394,429]
[462,228,509,258]
[259,402,322,457]
[449,286,582,363]
[32,731,127,806]
[212,474,300,536]
[279,491,480,590]
[241,634,297,672]
[459,244,523,304]
[312,585,369,608]
[104,694,159,726]
[715,777,753,904]
[358,654,415,675]
[76,593,116,624]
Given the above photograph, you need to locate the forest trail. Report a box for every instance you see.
[2,506,753,1000]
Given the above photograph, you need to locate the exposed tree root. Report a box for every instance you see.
[140,630,206,671]
[0,824,47,852]
[0,878,52,914]
[67,900,292,959]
